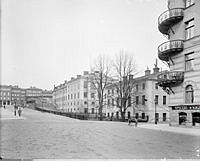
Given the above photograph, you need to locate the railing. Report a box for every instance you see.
[158,8,184,26]
[158,40,184,59]
[157,71,184,86]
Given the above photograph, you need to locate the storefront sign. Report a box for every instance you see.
[172,105,200,110]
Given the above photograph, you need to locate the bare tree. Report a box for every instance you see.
[90,55,112,120]
[112,51,137,122]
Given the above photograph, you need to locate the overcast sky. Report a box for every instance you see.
[1,0,168,90]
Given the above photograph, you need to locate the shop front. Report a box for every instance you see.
[170,104,200,127]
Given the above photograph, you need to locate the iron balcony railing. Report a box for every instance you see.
[157,71,184,87]
[158,40,184,61]
[158,8,184,34]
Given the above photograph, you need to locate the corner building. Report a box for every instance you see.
[157,0,200,126]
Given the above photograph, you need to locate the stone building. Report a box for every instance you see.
[157,0,200,126]
[105,63,169,123]
[53,71,97,114]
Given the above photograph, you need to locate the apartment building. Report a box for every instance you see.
[157,0,200,126]
[105,64,169,123]
[53,71,97,114]
[0,85,52,107]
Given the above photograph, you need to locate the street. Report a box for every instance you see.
[1,108,200,159]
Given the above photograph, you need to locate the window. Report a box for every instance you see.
[155,83,158,89]
[136,85,139,92]
[163,113,166,121]
[77,92,79,98]
[142,95,146,105]
[91,101,95,105]
[91,93,95,98]
[185,19,194,40]
[84,108,88,114]
[163,96,166,105]
[84,92,87,98]
[71,94,73,99]
[185,85,194,103]
[117,98,119,107]
[128,97,131,106]
[155,95,159,104]
[84,81,88,88]
[112,89,114,95]
[142,113,145,119]
[84,101,87,105]
[74,93,76,99]
[107,99,110,106]
[112,99,114,106]
[91,108,95,114]
[107,113,110,117]
[185,52,194,71]
[142,83,145,90]
[136,96,139,105]
[185,0,194,7]
[108,90,110,95]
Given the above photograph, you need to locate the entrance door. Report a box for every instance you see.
[179,112,187,125]
[192,112,200,126]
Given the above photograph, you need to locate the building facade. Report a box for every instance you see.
[105,64,169,123]
[157,0,200,126]
[53,71,97,114]
[0,85,52,107]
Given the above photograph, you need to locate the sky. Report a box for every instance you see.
[1,0,168,90]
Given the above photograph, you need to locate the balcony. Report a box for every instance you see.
[157,71,184,87]
[158,40,184,61]
[158,8,184,35]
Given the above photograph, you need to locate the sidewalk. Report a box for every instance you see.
[138,123,200,136]
[0,106,25,120]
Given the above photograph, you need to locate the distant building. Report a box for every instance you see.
[157,0,200,126]
[53,71,97,114]
[105,63,169,123]
[0,85,52,107]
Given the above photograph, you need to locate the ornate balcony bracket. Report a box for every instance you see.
[158,40,184,62]
[158,8,184,35]
[157,71,184,94]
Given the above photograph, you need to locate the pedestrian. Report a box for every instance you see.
[3,105,5,109]
[14,105,18,116]
[128,118,131,125]
[135,117,138,127]
[18,106,22,117]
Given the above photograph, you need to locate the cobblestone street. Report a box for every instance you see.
[1,108,200,159]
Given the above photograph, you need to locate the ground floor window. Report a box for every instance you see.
[192,112,200,126]
[91,108,94,114]
[179,112,187,125]
[142,113,145,119]
[128,112,131,119]
[84,108,88,114]
[116,112,119,119]
[163,113,166,121]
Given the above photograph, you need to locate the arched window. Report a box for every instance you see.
[185,85,194,103]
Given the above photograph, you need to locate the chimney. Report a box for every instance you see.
[153,59,160,74]
[145,67,151,76]
[83,71,89,75]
